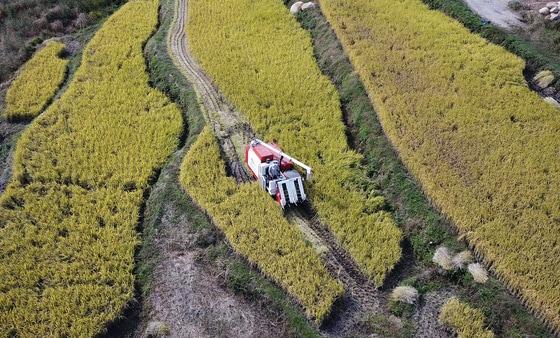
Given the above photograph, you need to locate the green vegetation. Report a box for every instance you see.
[0,0,183,335]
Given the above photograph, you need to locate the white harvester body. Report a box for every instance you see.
[245,139,312,208]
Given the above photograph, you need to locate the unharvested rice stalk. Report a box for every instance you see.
[439,297,494,338]
[391,286,419,304]
[468,263,489,284]
[187,0,402,286]
[452,250,474,270]
[180,128,343,321]
[320,0,560,329]
[433,246,453,271]
[4,41,68,121]
[0,0,183,336]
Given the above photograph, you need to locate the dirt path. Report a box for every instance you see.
[168,0,253,183]
[134,149,289,338]
[413,288,456,337]
[288,208,382,336]
[167,0,386,334]
[130,0,308,335]
[463,0,525,29]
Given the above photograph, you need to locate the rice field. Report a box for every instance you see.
[0,0,183,335]
[320,0,560,330]
[4,41,68,121]
[187,0,402,286]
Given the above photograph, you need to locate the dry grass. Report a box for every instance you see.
[432,246,453,271]
[468,263,489,283]
[452,250,474,270]
[533,70,555,88]
[391,286,419,304]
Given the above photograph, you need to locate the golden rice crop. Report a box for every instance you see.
[180,128,344,321]
[4,41,68,121]
[0,0,183,336]
[319,0,560,330]
[439,297,494,338]
[187,0,402,286]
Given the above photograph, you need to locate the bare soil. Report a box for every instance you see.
[134,161,288,338]
[413,289,456,337]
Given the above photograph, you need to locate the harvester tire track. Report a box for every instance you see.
[168,0,252,182]
[287,208,381,334]
[168,0,383,334]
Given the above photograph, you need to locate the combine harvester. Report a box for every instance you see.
[245,139,312,208]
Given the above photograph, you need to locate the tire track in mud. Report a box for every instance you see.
[287,207,381,335]
[168,0,383,334]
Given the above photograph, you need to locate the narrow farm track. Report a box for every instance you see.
[287,207,382,335]
[168,0,383,334]
[168,0,252,183]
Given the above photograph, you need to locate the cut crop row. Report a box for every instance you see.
[319,0,560,331]
[187,0,402,286]
[180,127,343,321]
[4,41,68,121]
[0,0,183,336]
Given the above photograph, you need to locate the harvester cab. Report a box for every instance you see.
[245,139,312,208]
